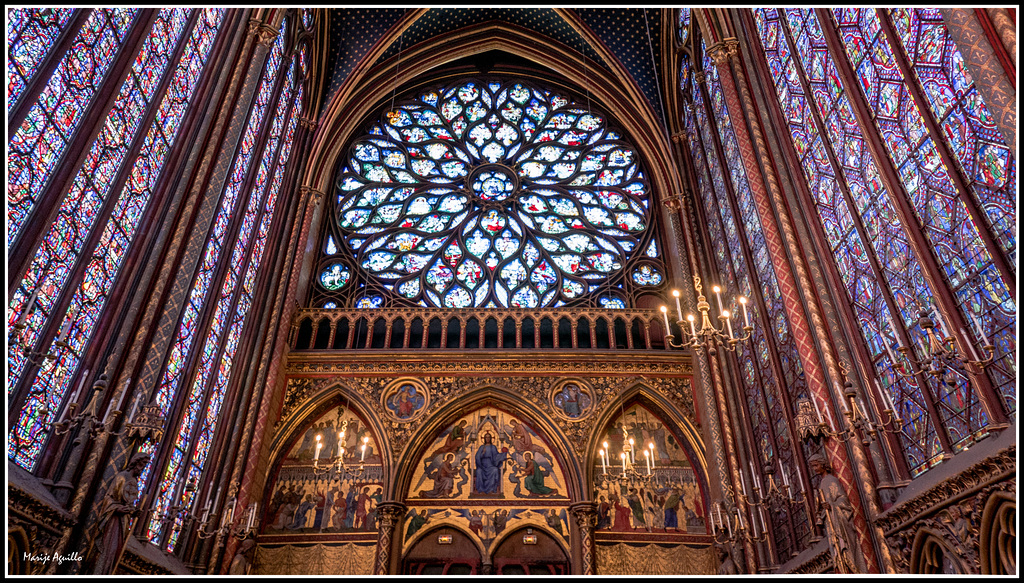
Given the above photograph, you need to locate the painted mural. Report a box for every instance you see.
[382,381,428,422]
[403,407,571,553]
[593,404,707,534]
[549,381,594,421]
[262,406,383,535]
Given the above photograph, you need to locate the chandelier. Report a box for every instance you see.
[661,276,751,354]
[597,423,656,485]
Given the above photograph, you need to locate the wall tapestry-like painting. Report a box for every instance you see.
[403,407,571,553]
[262,406,383,535]
[593,403,707,535]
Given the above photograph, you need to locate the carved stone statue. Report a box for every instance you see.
[809,453,866,574]
[86,452,151,574]
[715,543,738,575]
[229,538,257,575]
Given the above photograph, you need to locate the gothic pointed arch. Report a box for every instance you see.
[979,491,1015,575]
[393,383,583,502]
[304,18,682,218]
[586,383,711,537]
[257,382,391,538]
[909,527,968,574]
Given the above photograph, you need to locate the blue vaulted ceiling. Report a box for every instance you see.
[321,8,666,127]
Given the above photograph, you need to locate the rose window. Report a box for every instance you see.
[319,78,665,309]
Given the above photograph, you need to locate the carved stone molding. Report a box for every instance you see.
[286,358,690,377]
[7,484,76,574]
[877,445,1015,573]
[373,501,406,575]
[789,545,833,574]
[115,548,175,575]
[300,186,326,208]
[876,445,1015,534]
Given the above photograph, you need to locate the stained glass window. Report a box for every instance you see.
[677,8,691,46]
[147,24,301,547]
[8,9,138,247]
[759,8,951,471]
[8,9,225,470]
[7,8,77,110]
[835,8,1016,420]
[889,8,1016,257]
[316,78,664,309]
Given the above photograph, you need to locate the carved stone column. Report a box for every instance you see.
[705,37,885,572]
[570,502,598,575]
[374,502,406,575]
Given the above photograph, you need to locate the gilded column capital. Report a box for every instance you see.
[298,116,317,130]
[374,501,406,575]
[662,193,684,211]
[375,501,407,529]
[569,501,599,528]
[706,38,740,67]
[670,131,687,144]
[300,186,326,208]
[570,501,598,575]
[247,19,279,47]
[693,71,706,85]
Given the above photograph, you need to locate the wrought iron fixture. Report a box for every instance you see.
[888,304,995,384]
[662,275,752,355]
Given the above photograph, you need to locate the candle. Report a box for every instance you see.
[600,449,607,474]
[672,289,683,321]
[810,395,822,423]
[970,313,989,346]
[738,509,747,531]
[338,432,344,457]
[687,314,697,337]
[959,327,982,362]
[360,444,366,462]
[857,399,869,422]
[739,296,749,327]
[314,435,322,461]
[648,443,655,469]
[644,449,651,475]
[660,305,670,330]
[875,379,894,412]
[795,463,803,493]
[930,307,948,338]
[740,471,747,497]
[716,503,724,530]
[128,390,140,422]
[628,437,635,463]
[751,508,759,538]
[779,460,789,487]
[836,385,848,413]
[723,310,734,338]
[621,452,627,472]
[15,285,41,328]
[55,311,74,345]
[713,285,724,315]
[726,509,733,538]
[827,412,837,434]
[884,341,899,367]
